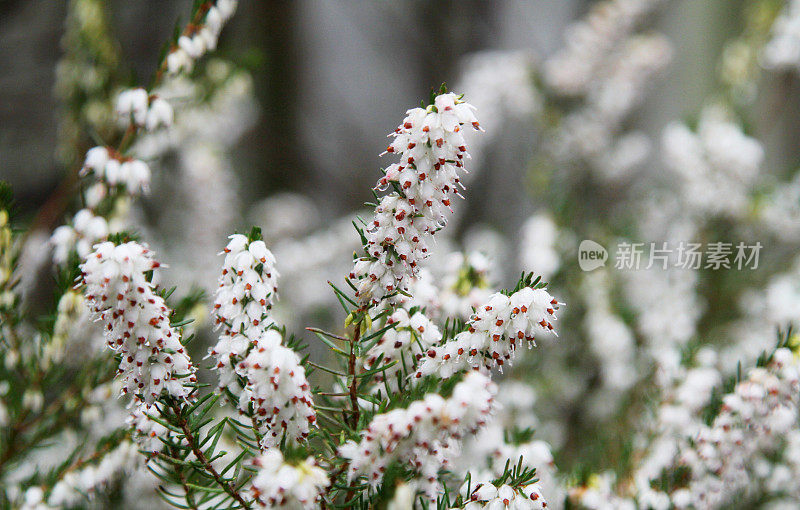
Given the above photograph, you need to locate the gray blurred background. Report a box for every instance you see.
[0,0,741,224]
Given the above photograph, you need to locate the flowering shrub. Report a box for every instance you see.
[5,0,800,509]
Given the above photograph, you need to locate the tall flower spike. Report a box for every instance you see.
[415,286,561,379]
[210,234,278,397]
[339,372,496,500]
[349,92,482,307]
[209,234,315,448]
[80,241,196,405]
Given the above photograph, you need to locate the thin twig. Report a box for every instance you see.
[169,401,251,509]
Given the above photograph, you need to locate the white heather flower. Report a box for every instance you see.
[83,146,110,175]
[145,97,174,131]
[415,287,561,379]
[459,477,547,510]
[167,48,193,75]
[20,487,46,510]
[178,35,204,59]
[119,159,151,194]
[217,0,238,21]
[348,92,483,306]
[238,329,317,448]
[165,1,237,76]
[51,208,109,265]
[340,372,497,499]
[250,449,328,509]
[84,182,108,209]
[364,308,442,391]
[211,234,279,396]
[116,88,149,126]
[79,146,151,195]
[80,241,196,405]
[206,6,224,33]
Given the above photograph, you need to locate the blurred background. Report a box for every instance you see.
[2,0,769,222]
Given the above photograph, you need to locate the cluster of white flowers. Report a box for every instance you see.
[249,449,328,509]
[725,263,800,374]
[661,106,764,218]
[51,209,109,265]
[455,380,564,507]
[115,88,173,131]
[459,477,547,510]
[80,241,195,405]
[541,0,671,182]
[166,0,238,75]
[340,372,496,498]
[348,92,482,306]
[238,329,317,448]
[762,0,800,71]
[211,234,279,396]
[364,307,442,390]
[210,234,315,448]
[415,287,560,379]
[80,146,152,195]
[676,348,800,508]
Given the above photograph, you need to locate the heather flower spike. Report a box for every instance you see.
[349,91,483,307]
[210,231,316,449]
[80,241,196,406]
